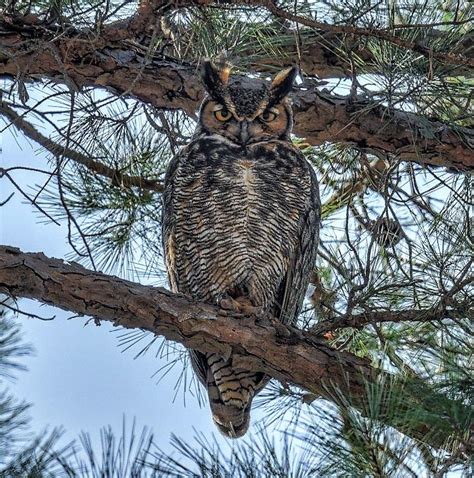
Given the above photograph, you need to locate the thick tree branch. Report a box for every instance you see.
[0,245,469,449]
[251,0,474,69]
[0,247,373,396]
[0,20,473,171]
[251,29,473,79]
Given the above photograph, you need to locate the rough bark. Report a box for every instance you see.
[0,19,473,171]
[0,245,469,449]
[251,0,473,69]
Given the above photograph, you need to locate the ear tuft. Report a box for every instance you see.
[201,60,231,96]
[269,66,299,105]
[219,65,231,84]
[201,60,222,93]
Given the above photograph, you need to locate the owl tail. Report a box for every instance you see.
[206,353,268,438]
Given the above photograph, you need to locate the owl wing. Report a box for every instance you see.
[273,158,320,326]
[161,144,190,294]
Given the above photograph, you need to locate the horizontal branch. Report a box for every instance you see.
[313,307,473,334]
[0,20,473,171]
[0,245,469,449]
[0,102,163,192]
[0,247,372,397]
[250,28,473,78]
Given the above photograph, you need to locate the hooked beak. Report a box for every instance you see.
[239,121,249,146]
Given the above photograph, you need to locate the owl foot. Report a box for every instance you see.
[234,296,262,316]
[219,295,262,316]
[220,296,242,312]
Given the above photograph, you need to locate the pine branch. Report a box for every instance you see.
[134,0,473,68]
[0,245,470,450]
[0,102,163,192]
[313,305,473,335]
[248,0,474,69]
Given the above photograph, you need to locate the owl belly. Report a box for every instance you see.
[174,150,301,312]
[228,159,290,308]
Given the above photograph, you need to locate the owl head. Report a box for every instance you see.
[197,61,298,146]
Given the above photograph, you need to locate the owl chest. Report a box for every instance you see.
[171,147,307,302]
[177,157,299,237]
[174,150,306,265]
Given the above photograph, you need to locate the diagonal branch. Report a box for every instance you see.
[139,0,474,69]
[0,102,163,192]
[0,245,470,450]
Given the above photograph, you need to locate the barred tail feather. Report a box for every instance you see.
[205,353,267,438]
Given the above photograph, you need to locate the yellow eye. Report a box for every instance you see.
[214,109,232,121]
[260,111,277,122]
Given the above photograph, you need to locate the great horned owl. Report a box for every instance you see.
[162,62,320,438]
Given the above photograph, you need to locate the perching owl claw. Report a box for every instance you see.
[162,61,320,438]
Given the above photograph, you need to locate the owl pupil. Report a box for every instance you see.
[261,111,276,122]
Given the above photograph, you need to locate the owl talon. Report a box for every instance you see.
[275,326,299,345]
[219,295,262,316]
[220,298,238,311]
[241,304,262,316]
[234,296,262,316]
[265,315,299,344]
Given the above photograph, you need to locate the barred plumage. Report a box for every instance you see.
[162,62,320,437]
